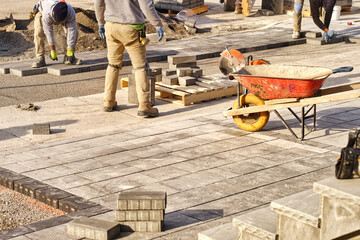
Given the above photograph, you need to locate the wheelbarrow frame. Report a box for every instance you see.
[225,81,360,140]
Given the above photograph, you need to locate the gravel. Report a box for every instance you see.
[0,186,65,231]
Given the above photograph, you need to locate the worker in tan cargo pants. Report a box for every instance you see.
[103,23,149,112]
[94,0,164,117]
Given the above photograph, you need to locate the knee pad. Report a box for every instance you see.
[108,64,121,70]
[293,3,303,15]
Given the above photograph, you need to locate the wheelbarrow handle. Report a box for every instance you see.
[306,66,353,79]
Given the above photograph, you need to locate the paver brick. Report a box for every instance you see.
[67,217,120,240]
[118,221,163,232]
[176,67,193,77]
[162,69,176,76]
[178,76,196,86]
[162,75,178,85]
[115,210,164,221]
[139,199,152,209]
[155,74,162,82]
[35,187,72,209]
[168,55,196,65]
[32,123,50,135]
[117,191,167,210]
[192,68,203,79]
[169,61,197,70]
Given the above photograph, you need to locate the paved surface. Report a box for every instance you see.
[0,2,360,240]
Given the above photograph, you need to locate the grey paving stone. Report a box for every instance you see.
[27,215,73,232]
[307,38,326,45]
[305,31,322,38]
[59,195,98,213]
[67,217,121,240]
[32,123,50,135]
[178,76,196,86]
[115,210,164,221]
[162,69,176,76]
[13,178,49,199]
[176,67,193,77]
[10,67,47,77]
[233,207,277,240]
[162,75,178,85]
[35,186,72,209]
[117,191,166,210]
[0,169,28,189]
[314,177,360,239]
[149,66,162,76]
[1,226,34,240]
[198,223,238,240]
[271,189,320,239]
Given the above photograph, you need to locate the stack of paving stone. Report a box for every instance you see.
[154,0,204,12]
[115,191,167,232]
[162,55,203,86]
[128,67,161,105]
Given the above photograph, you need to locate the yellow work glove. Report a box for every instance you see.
[50,50,58,61]
[67,49,74,57]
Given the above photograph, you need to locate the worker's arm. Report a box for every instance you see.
[64,6,78,50]
[138,0,163,29]
[310,0,327,31]
[42,15,56,47]
[94,0,106,26]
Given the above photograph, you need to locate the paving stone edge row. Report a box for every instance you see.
[0,167,111,240]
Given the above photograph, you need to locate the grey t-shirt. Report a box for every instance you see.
[94,0,162,29]
[39,0,77,50]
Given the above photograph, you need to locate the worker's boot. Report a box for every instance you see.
[64,55,82,65]
[234,4,242,14]
[103,101,117,112]
[32,57,46,68]
[292,31,300,39]
[138,102,159,117]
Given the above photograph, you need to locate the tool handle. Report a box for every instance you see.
[306,66,353,79]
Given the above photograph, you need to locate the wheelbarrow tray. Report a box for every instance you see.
[229,65,330,100]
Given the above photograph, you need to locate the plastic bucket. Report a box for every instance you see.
[332,6,341,21]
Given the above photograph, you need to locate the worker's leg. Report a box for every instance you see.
[234,0,242,14]
[323,0,336,29]
[32,12,46,68]
[292,0,304,38]
[103,23,124,109]
[122,25,158,117]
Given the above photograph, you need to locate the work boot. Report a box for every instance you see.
[64,55,82,65]
[32,57,46,68]
[292,31,300,39]
[103,101,117,112]
[138,102,159,117]
[234,4,242,14]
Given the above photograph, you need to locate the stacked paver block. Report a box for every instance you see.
[115,191,166,232]
[154,0,204,12]
[128,74,156,106]
[199,177,360,240]
[67,217,121,240]
[162,55,201,86]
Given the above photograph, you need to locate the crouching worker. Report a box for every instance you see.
[32,0,82,68]
[94,0,164,117]
[292,0,336,43]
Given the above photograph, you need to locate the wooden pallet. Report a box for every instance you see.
[121,75,238,106]
[155,75,238,106]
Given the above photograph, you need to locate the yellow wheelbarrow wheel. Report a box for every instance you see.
[232,94,270,132]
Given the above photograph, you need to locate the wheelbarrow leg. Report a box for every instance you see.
[273,110,302,140]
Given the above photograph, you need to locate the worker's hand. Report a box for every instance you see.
[322,30,335,43]
[67,49,74,57]
[156,27,164,42]
[99,25,106,39]
[50,50,58,61]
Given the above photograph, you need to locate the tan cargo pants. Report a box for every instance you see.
[34,12,46,59]
[104,23,149,108]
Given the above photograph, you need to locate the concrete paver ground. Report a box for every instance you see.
[1,1,360,240]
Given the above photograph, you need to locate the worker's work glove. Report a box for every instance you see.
[99,25,106,39]
[50,50,58,61]
[322,30,335,43]
[156,27,164,41]
[64,49,82,65]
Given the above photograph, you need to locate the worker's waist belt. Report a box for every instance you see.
[107,21,145,30]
